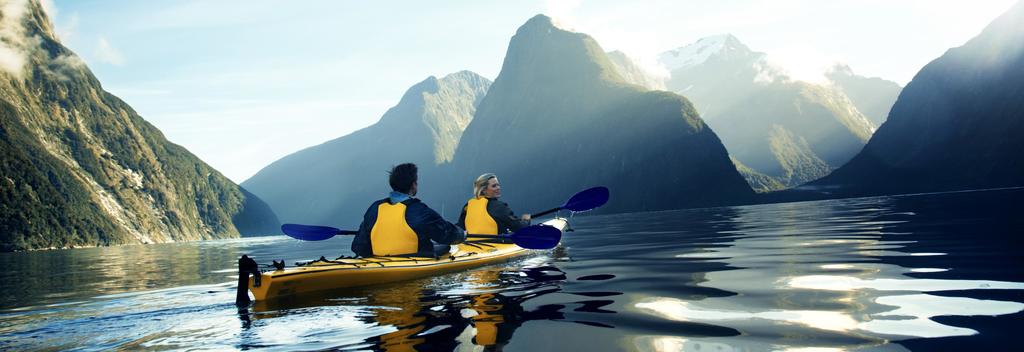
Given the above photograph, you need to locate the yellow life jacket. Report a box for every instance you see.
[465,197,499,235]
[370,201,419,256]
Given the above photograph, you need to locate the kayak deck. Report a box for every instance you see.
[246,218,568,301]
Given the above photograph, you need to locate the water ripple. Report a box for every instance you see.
[1,189,1022,350]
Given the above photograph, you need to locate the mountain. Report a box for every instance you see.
[441,15,754,214]
[606,51,666,90]
[659,34,754,75]
[658,34,763,117]
[659,34,875,191]
[732,157,786,193]
[242,71,491,227]
[826,64,902,127]
[0,0,279,251]
[811,2,1024,195]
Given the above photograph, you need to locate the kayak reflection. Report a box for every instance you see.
[372,286,426,352]
[367,266,564,351]
[243,262,621,351]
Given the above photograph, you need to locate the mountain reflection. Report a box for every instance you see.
[632,196,1024,350]
[0,237,285,309]
[2,190,1020,350]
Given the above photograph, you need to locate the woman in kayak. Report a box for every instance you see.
[458,173,531,235]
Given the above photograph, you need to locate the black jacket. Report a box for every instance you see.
[457,198,530,234]
[351,198,465,257]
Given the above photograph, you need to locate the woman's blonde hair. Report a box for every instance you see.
[473,173,497,197]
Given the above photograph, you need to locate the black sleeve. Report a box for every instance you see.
[457,204,468,230]
[409,202,466,245]
[489,200,530,233]
[351,202,379,257]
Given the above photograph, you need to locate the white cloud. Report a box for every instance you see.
[763,44,841,84]
[1,0,29,30]
[95,37,125,65]
[0,0,82,81]
[0,44,26,77]
[752,59,787,84]
[544,0,583,30]
[42,53,85,81]
[0,0,30,78]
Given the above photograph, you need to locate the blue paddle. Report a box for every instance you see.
[531,186,610,218]
[467,225,563,249]
[280,223,563,249]
[280,224,357,241]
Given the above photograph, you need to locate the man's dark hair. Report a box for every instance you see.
[388,163,418,194]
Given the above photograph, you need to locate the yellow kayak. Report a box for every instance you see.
[241,218,568,302]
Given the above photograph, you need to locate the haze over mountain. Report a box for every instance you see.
[605,51,666,90]
[242,71,491,227]
[440,15,754,214]
[812,1,1024,195]
[0,0,279,251]
[658,34,877,191]
[825,64,902,127]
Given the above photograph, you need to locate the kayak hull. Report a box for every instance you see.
[247,218,567,301]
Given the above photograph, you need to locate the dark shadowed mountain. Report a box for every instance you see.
[440,15,754,215]
[811,1,1024,195]
[0,0,279,251]
[826,64,902,127]
[242,71,491,227]
[658,35,876,192]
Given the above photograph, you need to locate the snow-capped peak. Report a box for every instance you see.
[658,34,750,71]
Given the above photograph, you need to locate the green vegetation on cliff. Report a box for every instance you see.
[0,0,279,251]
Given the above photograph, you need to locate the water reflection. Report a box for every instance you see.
[236,258,621,351]
[0,236,292,309]
[631,195,1024,350]
[357,263,619,351]
[1,189,1021,350]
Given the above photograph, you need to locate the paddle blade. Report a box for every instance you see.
[281,223,347,241]
[510,225,563,249]
[562,186,610,212]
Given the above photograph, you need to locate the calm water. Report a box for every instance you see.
[1,189,1022,351]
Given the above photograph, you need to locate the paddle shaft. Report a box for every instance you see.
[466,233,516,239]
[531,207,561,218]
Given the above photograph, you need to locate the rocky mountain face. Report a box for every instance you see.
[0,0,279,251]
[811,1,1024,195]
[242,71,491,227]
[440,15,754,214]
[826,64,902,127]
[658,34,876,191]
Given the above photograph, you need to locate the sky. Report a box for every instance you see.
[44,0,1018,183]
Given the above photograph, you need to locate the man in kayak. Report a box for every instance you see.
[352,163,466,257]
[458,173,531,235]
